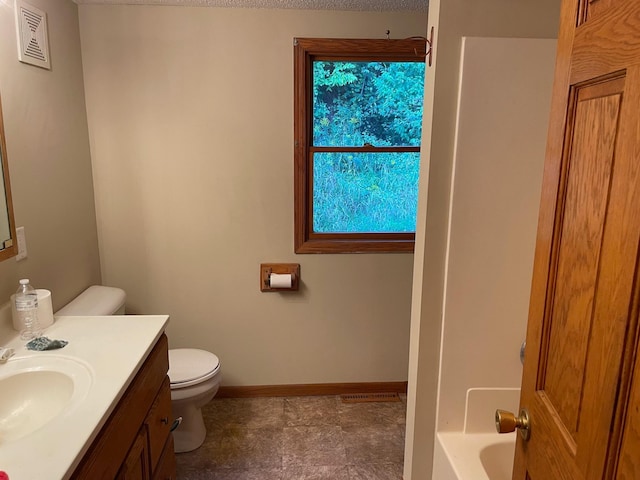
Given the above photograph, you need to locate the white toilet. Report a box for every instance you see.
[55,285,222,453]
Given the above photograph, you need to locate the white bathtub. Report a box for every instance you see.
[435,432,516,480]
[432,388,519,480]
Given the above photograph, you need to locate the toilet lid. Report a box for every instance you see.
[168,349,220,388]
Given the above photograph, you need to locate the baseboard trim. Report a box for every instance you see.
[217,381,408,398]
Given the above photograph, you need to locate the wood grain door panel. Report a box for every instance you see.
[541,78,622,438]
[523,74,640,480]
[578,0,614,26]
[617,330,640,478]
[572,2,640,84]
[515,0,640,477]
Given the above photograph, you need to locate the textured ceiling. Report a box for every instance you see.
[72,0,428,11]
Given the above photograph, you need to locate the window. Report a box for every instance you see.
[294,38,426,253]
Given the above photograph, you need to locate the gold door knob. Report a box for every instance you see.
[495,408,530,441]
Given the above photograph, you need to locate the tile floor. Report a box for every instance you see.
[175,395,407,479]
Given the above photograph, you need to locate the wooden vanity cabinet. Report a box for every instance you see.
[153,436,177,480]
[71,334,176,480]
[117,427,150,480]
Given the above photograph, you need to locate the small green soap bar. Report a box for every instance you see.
[26,336,69,351]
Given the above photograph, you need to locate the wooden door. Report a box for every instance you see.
[515,1,640,479]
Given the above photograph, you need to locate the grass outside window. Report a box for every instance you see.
[294,38,426,253]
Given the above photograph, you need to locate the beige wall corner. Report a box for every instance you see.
[0,0,101,321]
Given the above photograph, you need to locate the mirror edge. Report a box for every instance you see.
[0,93,17,262]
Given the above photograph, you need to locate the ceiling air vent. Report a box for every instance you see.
[15,0,50,70]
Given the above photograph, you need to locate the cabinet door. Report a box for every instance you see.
[153,436,177,480]
[117,427,150,480]
[146,377,173,472]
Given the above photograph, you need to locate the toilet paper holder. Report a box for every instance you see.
[260,263,300,292]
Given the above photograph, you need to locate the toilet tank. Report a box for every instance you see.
[55,285,126,316]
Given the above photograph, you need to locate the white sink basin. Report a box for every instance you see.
[0,356,93,443]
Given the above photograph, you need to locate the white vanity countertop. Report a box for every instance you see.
[0,314,169,480]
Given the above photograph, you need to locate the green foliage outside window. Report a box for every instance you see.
[312,61,425,233]
[313,152,420,233]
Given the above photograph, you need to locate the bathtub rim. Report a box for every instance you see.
[436,431,517,480]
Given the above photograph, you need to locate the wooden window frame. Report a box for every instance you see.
[294,37,426,254]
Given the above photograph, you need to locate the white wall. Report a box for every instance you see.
[404,1,561,478]
[78,5,427,386]
[437,36,556,432]
[0,0,101,322]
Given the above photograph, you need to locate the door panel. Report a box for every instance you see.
[523,72,639,480]
[579,0,613,25]
[617,333,640,478]
[515,0,640,478]
[542,78,621,439]
[572,2,640,84]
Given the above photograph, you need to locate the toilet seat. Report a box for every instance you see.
[169,349,220,389]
